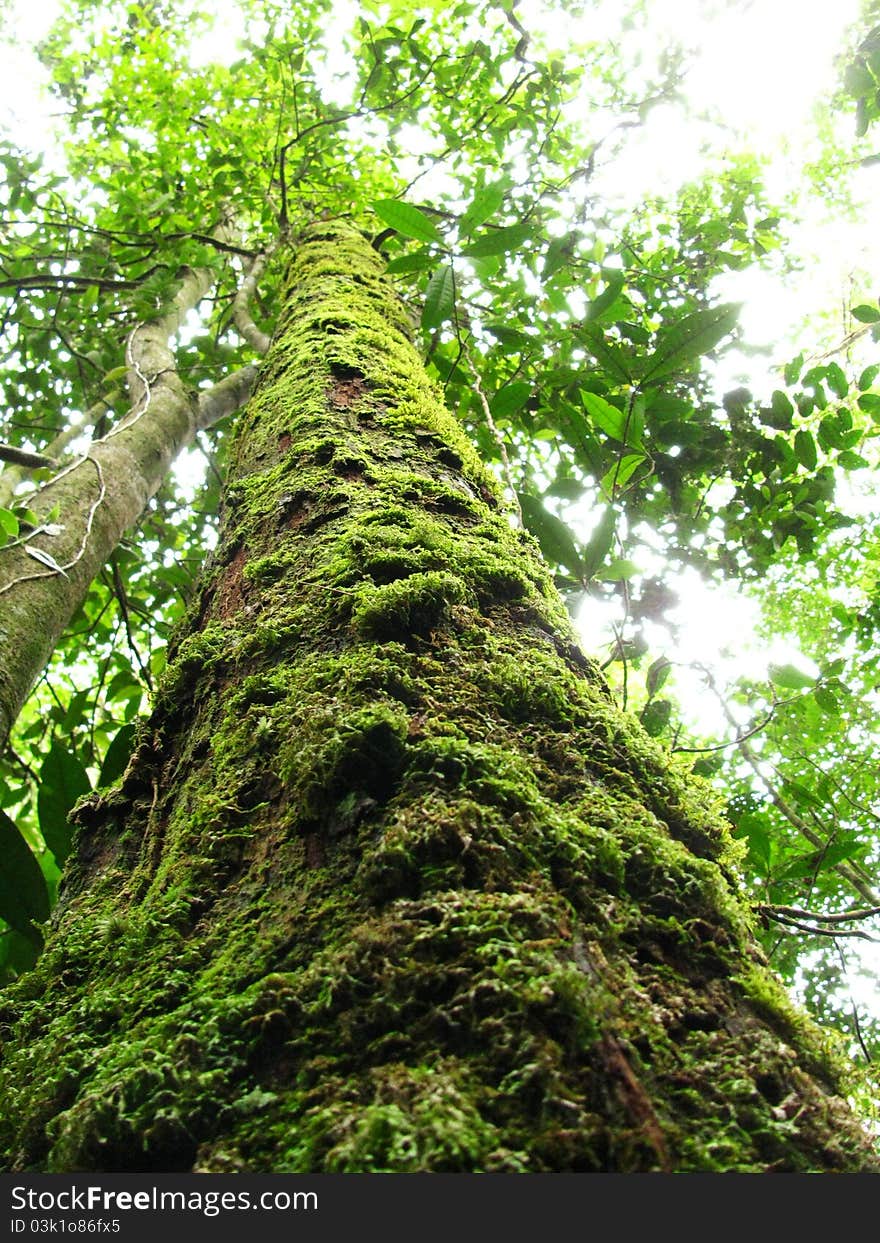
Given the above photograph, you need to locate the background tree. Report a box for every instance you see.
[0,0,877,1168]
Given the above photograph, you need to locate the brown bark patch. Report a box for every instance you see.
[276,489,322,531]
[600,1034,672,1172]
[215,546,248,619]
[278,432,292,453]
[305,833,325,869]
[329,375,367,409]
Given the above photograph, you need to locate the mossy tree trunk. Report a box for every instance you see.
[0,222,876,1173]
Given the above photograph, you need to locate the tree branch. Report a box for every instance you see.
[231,250,274,353]
[196,364,260,431]
[0,444,58,471]
[0,391,121,510]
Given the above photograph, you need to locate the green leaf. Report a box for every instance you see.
[581,506,616,580]
[640,698,671,737]
[373,199,444,244]
[617,320,650,345]
[542,231,579,279]
[421,264,455,329]
[461,221,533,258]
[0,809,50,933]
[542,237,568,280]
[0,926,43,978]
[837,450,869,470]
[484,323,531,349]
[646,657,672,699]
[642,303,740,383]
[766,389,794,429]
[548,475,586,501]
[517,493,583,578]
[599,558,639,581]
[845,61,875,96]
[644,394,691,422]
[851,302,880,323]
[560,403,602,471]
[779,839,864,880]
[768,662,814,690]
[600,453,645,496]
[490,382,531,418]
[0,508,20,540]
[793,429,817,470]
[385,250,435,274]
[813,686,839,714]
[580,390,626,441]
[577,324,633,385]
[585,273,625,323]
[817,409,856,450]
[692,753,723,779]
[784,353,804,386]
[824,362,848,398]
[37,741,91,865]
[459,184,505,236]
[98,723,137,787]
[857,392,880,419]
[106,670,143,701]
[736,813,773,874]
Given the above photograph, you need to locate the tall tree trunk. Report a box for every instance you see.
[0,222,875,1174]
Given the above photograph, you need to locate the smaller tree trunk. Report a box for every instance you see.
[0,256,257,745]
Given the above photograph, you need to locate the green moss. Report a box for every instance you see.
[352,571,468,640]
[278,702,410,819]
[487,649,578,725]
[165,623,232,683]
[290,1064,503,1172]
[734,964,851,1085]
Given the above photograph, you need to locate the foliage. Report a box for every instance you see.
[843,3,880,138]
[0,0,877,1105]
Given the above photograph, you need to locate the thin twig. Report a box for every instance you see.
[760,909,878,942]
[2,741,39,784]
[695,665,879,908]
[460,342,522,525]
[758,902,880,925]
[109,554,153,691]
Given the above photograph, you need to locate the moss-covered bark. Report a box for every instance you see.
[0,222,876,1173]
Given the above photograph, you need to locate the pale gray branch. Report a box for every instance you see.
[232,250,273,354]
[196,364,260,431]
[0,390,122,510]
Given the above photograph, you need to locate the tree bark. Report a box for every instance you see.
[0,221,875,1173]
[0,259,258,747]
